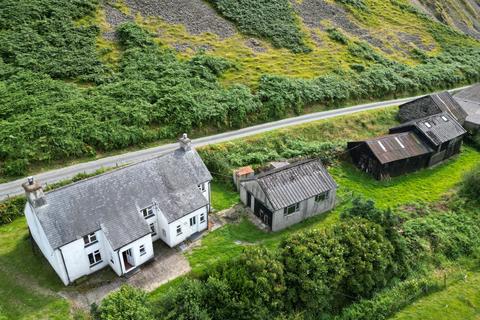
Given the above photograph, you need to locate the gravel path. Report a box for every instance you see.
[123,0,236,38]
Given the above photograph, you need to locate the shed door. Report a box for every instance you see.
[254,199,273,228]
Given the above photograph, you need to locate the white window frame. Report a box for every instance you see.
[190,216,196,226]
[176,225,182,236]
[284,203,300,216]
[198,183,206,192]
[139,245,146,256]
[83,232,97,247]
[141,206,155,219]
[200,213,206,223]
[88,250,102,267]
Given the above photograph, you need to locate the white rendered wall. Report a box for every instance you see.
[164,205,208,247]
[118,234,154,274]
[25,204,69,285]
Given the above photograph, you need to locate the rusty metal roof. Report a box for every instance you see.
[364,132,433,164]
[250,159,337,211]
[390,113,467,147]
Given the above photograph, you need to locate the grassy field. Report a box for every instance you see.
[0,219,84,320]
[392,270,480,320]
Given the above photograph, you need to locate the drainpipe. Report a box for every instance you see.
[58,247,71,285]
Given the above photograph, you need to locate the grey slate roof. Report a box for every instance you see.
[454,84,480,126]
[390,113,467,147]
[34,148,211,250]
[244,159,337,211]
[363,132,433,164]
[398,92,467,124]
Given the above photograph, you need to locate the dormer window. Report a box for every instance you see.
[198,183,206,192]
[83,232,97,247]
[141,206,154,219]
[424,121,432,128]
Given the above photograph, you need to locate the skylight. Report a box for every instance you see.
[424,121,432,128]
[394,137,405,149]
[378,141,387,152]
[441,115,449,122]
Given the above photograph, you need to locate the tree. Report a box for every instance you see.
[333,220,394,299]
[97,285,153,320]
[154,279,210,320]
[279,230,346,315]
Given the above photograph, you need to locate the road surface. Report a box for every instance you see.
[0,86,470,200]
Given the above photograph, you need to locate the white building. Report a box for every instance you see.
[23,134,212,285]
[239,159,337,232]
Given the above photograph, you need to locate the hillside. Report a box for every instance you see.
[1,0,480,177]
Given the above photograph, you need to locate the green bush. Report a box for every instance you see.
[460,164,480,203]
[97,285,153,320]
[209,0,310,53]
[0,196,26,225]
[327,28,349,45]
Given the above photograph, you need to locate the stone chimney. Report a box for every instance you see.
[179,133,192,152]
[22,177,47,208]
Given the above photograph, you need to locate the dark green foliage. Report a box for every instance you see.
[327,28,349,45]
[460,164,480,202]
[335,277,439,320]
[156,248,286,320]
[0,19,261,176]
[209,0,310,53]
[0,197,26,225]
[97,285,154,320]
[155,279,210,320]
[0,0,108,83]
[403,208,480,260]
[207,248,286,319]
[335,0,368,10]
[199,137,344,182]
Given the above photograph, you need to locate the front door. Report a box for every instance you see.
[122,249,135,271]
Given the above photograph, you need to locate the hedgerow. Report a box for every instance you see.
[208,0,310,53]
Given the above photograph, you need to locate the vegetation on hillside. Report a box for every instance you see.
[1,0,480,178]
[208,0,309,53]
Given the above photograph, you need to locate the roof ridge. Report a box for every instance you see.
[256,158,319,179]
[44,147,189,196]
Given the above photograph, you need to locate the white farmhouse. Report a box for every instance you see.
[23,134,212,285]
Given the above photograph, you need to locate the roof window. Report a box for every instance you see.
[394,137,405,149]
[441,115,449,122]
[377,141,387,152]
[424,121,432,128]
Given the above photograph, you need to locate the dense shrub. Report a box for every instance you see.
[460,164,480,202]
[209,0,309,53]
[327,28,349,45]
[97,285,153,320]
[0,197,26,225]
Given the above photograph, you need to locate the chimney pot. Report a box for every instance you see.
[179,133,192,151]
[22,177,46,208]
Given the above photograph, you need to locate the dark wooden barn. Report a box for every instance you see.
[349,113,467,180]
[390,113,467,166]
[348,131,433,180]
[398,92,468,125]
